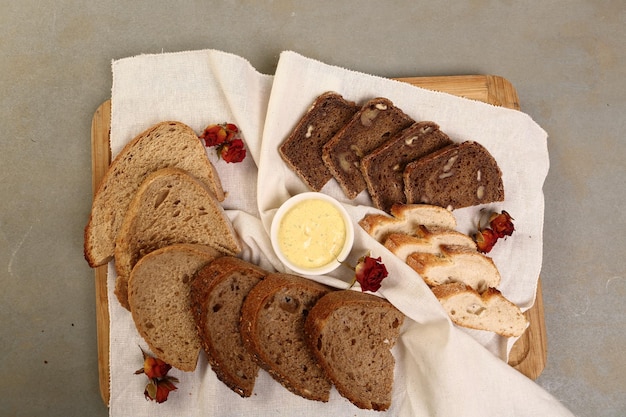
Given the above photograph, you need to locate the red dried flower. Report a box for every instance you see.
[219,138,247,163]
[489,210,515,238]
[474,228,499,253]
[200,124,231,147]
[135,348,171,379]
[144,377,179,403]
[354,255,388,293]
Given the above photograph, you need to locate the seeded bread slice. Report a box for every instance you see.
[406,245,501,292]
[304,290,405,411]
[322,98,414,199]
[360,121,453,212]
[114,167,241,310]
[84,121,224,267]
[127,244,222,371]
[404,141,504,210]
[190,256,269,397]
[432,282,528,337]
[359,203,457,243]
[279,92,359,191]
[383,227,476,262]
[240,273,332,402]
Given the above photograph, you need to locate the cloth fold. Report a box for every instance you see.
[107,48,572,417]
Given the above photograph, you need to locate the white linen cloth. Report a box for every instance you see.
[107,49,573,417]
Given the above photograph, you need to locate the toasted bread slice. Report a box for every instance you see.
[383,227,476,262]
[84,121,224,267]
[359,203,457,243]
[114,167,241,309]
[279,92,359,191]
[432,282,528,337]
[404,141,504,210]
[406,245,501,292]
[190,256,269,397]
[240,273,332,402]
[360,121,453,212]
[127,244,222,371]
[322,98,414,199]
[304,290,404,411]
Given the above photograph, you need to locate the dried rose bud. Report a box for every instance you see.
[135,348,171,379]
[355,255,388,293]
[474,228,499,253]
[144,377,179,403]
[489,210,515,238]
[219,138,246,163]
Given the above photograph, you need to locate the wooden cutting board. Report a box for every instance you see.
[90,75,547,405]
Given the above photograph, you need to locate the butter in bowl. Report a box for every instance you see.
[270,192,354,275]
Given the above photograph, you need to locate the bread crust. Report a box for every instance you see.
[240,273,332,402]
[190,256,268,397]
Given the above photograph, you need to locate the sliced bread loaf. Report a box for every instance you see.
[84,121,224,267]
[322,98,414,199]
[304,290,404,411]
[127,244,222,371]
[404,141,504,210]
[359,203,457,243]
[190,256,269,397]
[114,167,241,310]
[279,92,359,191]
[240,273,332,402]
[406,245,501,292]
[360,121,453,212]
[383,227,476,262]
[432,282,528,337]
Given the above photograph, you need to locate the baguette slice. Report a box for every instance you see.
[360,121,453,212]
[240,273,332,401]
[432,282,528,337]
[127,244,222,371]
[359,203,457,243]
[304,290,405,411]
[114,167,241,310]
[383,227,476,262]
[84,121,224,267]
[322,98,414,199]
[406,245,500,292]
[404,141,504,210]
[279,92,359,191]
[190,256,269,397]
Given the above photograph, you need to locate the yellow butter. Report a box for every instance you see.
[277,199,346,269]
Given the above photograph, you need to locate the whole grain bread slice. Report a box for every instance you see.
[360,121,453,212]
[322,98,414,199]
[114,167,241,310]
[406,245,501,292]
[432,282,528,337]
[359,203,457,243]
[304,290,405,411]
[404,141,504,210]
[190,256,269,397]
[279,92,359,191]
[84,121,224,267]
[240,273,332,402]
[127,244,222,371]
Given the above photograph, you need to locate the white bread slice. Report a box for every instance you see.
[190,256,269,397]
[240,273,332,402]
[406,245,501,292]
[432,282,528,337]
[127,244,223,371]
[304,290,404,411]
[114,167,241,310]
[383,227,476,262]
[84,121,225,267]
[359,203,457,243]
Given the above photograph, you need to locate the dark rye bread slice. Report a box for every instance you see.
[240,273,332,401]
[304,290,405,411]
[404,141,504,210]
[360,121,453,212]
[279,92,359,191]
[190,256,269,397]
[322,98,414,199]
